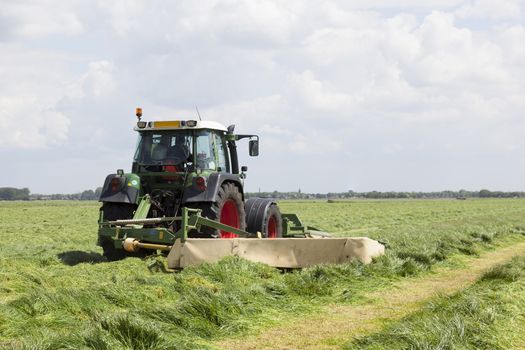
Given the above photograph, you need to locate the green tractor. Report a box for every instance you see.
[98,108,283,260]
[97,108,385,267]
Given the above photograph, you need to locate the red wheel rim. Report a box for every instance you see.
[267,215,277,239]
[220,199,239,238]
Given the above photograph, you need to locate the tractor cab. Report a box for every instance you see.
[131,124,231,175]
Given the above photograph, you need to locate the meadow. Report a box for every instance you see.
[345,255,525,349]
[1,199,525,349]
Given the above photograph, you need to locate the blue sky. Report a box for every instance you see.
[1,0,524,193]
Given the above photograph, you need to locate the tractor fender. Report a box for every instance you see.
[99,173,141,204]
[183,173,244,204]
[245,197,277,234]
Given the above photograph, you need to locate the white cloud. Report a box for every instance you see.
[0,1,84,39]
[499,25,525,64]
[0,43,118,149]
[289,70,356,112]
[80,61,117,98]
[0,96,69,148]
[260,125,292,136]
[455,0,523,20]
[0,45,73,148]
[289,131,343,155]
[96,0,145,37]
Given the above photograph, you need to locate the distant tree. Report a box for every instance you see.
[479,189,492,198]
[365,191,380,199]
[0,187,30,200]
[80,190,96,200]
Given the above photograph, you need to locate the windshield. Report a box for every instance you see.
[134,131,193,166]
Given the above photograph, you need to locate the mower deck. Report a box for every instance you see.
[98,206,385,268]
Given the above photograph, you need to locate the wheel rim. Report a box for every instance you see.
[267,215,277,238]
[220,199,240,238]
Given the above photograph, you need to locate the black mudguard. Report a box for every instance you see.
[183,173,244,204]
[245,197,277,234]
[99,174,140,204]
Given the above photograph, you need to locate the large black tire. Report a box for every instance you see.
[188,182,246,238]
[245,199,283,238]
[263,204,283,238]
[100,202,147,261]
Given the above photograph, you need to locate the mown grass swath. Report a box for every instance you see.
[345,255,525,350]
[1,199,525,349]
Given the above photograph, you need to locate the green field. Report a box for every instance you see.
[1,199,525,349]
[345,256,525,350]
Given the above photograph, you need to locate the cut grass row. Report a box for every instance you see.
[217,237,525,350]
[0,199,524,349]
[345,255,525,350]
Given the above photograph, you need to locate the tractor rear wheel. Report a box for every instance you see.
[188,182,246,238]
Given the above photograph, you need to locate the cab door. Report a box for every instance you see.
[213,132,230,173]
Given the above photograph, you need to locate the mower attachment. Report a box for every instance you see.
[167,236,385,269]
[99,207,385,268]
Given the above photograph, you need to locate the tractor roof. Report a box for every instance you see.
[134,120,228,132]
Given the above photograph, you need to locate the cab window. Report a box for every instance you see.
[134,131,192,166]
[214,132,229,172]
[195,130,216,170]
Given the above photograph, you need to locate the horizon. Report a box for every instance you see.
[14,187,525,196]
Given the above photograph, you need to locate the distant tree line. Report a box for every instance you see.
[246,189,525,200]
[30,187,103,201]
[0,187,102,201]
[1,187,524,201]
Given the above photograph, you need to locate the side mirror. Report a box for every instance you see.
[249,140,259,156]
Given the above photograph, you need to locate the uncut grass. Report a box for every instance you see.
[1,199,525,349]
[345,255,525,350]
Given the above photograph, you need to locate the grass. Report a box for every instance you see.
[0,199,525,349]
[345,255,525,350]
[217,239,525,350]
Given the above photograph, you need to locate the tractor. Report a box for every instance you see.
[97,108,384,268]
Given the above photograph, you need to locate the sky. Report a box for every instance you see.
[0,0,524,194]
